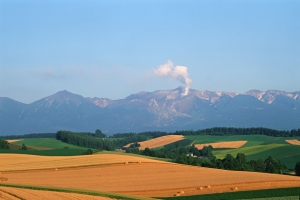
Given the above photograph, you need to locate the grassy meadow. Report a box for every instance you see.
[1,138,91,156]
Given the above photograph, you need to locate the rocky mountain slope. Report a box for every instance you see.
[1,87,299,135]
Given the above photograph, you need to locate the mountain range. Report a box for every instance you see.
[1,87,299,135]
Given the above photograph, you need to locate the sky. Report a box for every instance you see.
[0,0,299,104]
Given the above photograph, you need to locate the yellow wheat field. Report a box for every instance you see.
[194,141,247,149]
[285,139,300,145]
[124,135,185,150]
[0,153,164,172]
[0,186,114,200]
[5,139,22,143]
[2,162,300,198]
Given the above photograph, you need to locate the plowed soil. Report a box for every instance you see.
[124,135,184,150]
[0,186,114,200]
[0,153,164,172]
[2,161,300,198]
[286,139,300,145]
[194,141,247,149]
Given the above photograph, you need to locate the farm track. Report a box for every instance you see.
[2,160,300,198]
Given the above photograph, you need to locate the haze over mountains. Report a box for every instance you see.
[1,87,299,135]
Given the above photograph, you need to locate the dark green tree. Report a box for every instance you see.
[0,139,10,149]
[95,129,106,138]
[83,149,93,155]
[295,161,300,176]
[21,144,27,150]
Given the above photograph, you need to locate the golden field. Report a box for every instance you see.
[1,153,300,198]
[124,135,185,150]
[286,139,300,145]
[194,141,247,149]
[0,186,114,200]
[0,153,164,172]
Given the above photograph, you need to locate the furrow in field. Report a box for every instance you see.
[3,161,300,198]
[0,186,114,200]
[0,154,164,172]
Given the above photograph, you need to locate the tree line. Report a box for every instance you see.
[174,127,300,137]
[0,133,56,139]
[56,131,114,151]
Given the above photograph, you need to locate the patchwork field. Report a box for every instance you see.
[124,135,184,150]
[194,141,247,149]
[1,153,300,198]
[286,139,300,145]
[0,186,114,200]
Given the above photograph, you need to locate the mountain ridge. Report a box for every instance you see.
[1,87,299,135]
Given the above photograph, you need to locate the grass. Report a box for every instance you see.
[0,183,156,200]
[162,187,300,200]
[12,138,88,150]
[0,149,88,156]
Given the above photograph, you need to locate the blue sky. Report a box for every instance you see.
[1,0,299,103]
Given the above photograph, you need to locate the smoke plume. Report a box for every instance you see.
[153,60,192,95]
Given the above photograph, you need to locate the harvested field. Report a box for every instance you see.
[194,141,247,149]
[124,135,184,150]
[6,140,22,143]
[0,186,114,200]
[2,159,300,198]
[0,153,164,172]
[286,139,300,145]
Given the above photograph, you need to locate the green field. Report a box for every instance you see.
[1,138,91,156]
[184,135,300,169]
[0,149,90,156]
[12,138,89,150]
[163,187,300,200]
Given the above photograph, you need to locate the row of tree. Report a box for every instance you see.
[110,131,168,139]
[0,133,56,139]
[56,131,114,151]
[174,127,300,137]
[175,153,287,174]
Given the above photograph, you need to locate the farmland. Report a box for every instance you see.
[194,141,247,149]
[0,153,165,172]
[0,138,91,156]
[184,135,300,169]
[1,153,300,198]
[11,138,89,150]
[124,135,184,150]
[1,130,300,199]
[0,186,115,200]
